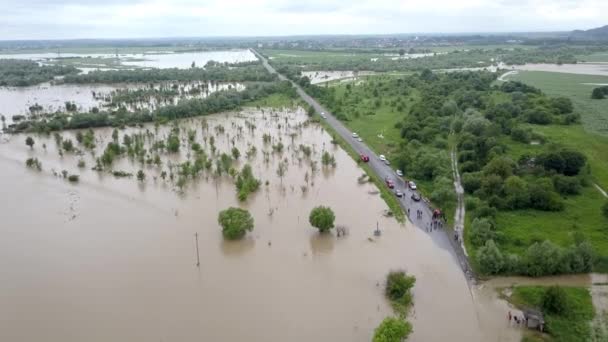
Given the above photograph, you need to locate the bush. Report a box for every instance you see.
[603,201,608,219]
[542,286,569,315]
[469,217,497,247]
[67,174,79,183]
[477,239,505,275]
[308,206,335,233]
[552,175,581,196]
[218,207,254,240]
[372,317,413,342]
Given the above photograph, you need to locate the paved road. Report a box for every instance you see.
[253,49,474,280]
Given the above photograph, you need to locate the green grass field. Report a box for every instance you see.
[504,71,608,136]
[262,49,383,63]
[509,286,594,342]
[244,93,299,108]
[485,70,608,272]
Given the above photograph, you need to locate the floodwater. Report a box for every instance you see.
[0,50,257,70]
[512,63,608,76]
[302,71,377,84]
[0,107,519,341]
[0,82,243,123]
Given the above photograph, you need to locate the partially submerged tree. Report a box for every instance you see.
[373,317,412,342]
[218,207,254,240]
[308,206,335,233]
[25,136,35,149]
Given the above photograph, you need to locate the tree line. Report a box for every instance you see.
[8,81,296,133]
[0,59,79,86]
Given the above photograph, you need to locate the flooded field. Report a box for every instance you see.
[302,71,377,84]
[0,49,257,70]
[0,82,242,123]
[0,107,517,341]
[513,62,608,76]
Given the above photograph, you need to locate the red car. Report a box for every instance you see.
[385,178,394,189]
[360,154,370,162]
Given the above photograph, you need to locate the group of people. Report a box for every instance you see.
[406,207,445,233]
[508,311,527,326]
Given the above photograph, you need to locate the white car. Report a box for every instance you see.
[396,170,403,177]
[352,132,358,138]
[321,112,327,119]
[357,137,363,142]
[408,181,417,190]
[384,159,391,165]
[379,154,386,161]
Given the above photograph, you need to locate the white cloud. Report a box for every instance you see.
[0,0,606,39]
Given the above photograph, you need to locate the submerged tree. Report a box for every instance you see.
[372,317,412,342]
[25,136,35,149]
[218,207,254,240]
[309,206,335,233]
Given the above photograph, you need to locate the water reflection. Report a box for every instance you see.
[309,232,335,255]
[221,237,256,257]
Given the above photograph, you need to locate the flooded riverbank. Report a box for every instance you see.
[0,107,517,341]
[0,81,242,124]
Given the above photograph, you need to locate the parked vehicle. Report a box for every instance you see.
[394,190,403,197]
[411,192,421,201]
[379,154,386,161]
[396,170,403,177]
[352,132,358,138]
[408,181,417,190]
[360,154,370,162]
[357,137,363,142]
[384,159,391,165]
[385,177,394,189]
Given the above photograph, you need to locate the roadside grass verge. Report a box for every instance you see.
[508,286,594,342]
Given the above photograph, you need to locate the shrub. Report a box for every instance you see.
[477,240,504,275]
[309,206,335,233]
[552,175,581,196]
[372,317,413,342]
[542,286,569,315]
[218,207,254,240]
[67,174,79,183]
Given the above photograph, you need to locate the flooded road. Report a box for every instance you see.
[512,62,608,76]
[0,108,517,341]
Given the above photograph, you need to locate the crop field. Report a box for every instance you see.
[503,70,608,136]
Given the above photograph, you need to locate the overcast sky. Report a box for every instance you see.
[1,0,607,40]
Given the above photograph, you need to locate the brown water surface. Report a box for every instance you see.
[0,108,515,341]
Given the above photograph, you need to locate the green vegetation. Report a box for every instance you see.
[373,270,416,342]
[25,136,34,149]
[591,86,608,99]
[235,164,260,201]
[218,207,254,240]
[504,71,608,136]
[25,157,42,170]
[63,62,275,84]
[302,68,607,275]
[385,270,416,317]
[0,59,79,86]
[372,317,413,342]
[509,286,595,342]
[9,81,296,133]
[308,206,335,233]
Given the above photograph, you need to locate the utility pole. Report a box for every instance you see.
[194,232,200,267]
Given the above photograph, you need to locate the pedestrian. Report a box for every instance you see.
[407,208,410,216]
[508,311,511,321]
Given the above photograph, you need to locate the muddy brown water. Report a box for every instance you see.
[0,82,242,124]
[0,108,517,341]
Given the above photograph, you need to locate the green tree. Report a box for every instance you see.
[477,240,504,275]
[385,271,416,302]
[218,207,254,240]
[136,170,145,181]
[603,201,608,219]
[231,147,241,159]
[309,206,335,233]
[25,136,35,149]
[372,317,412,342]
[542,286,569,315]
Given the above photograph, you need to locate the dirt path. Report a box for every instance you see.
[497,70,518,82]
[595,183,608,198]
